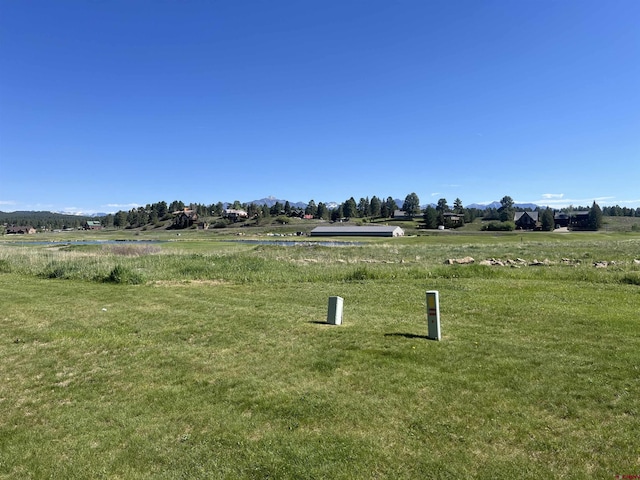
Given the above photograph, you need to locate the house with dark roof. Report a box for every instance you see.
[7,225,36,234]
[514,212,540,230]
[172,208,198,229]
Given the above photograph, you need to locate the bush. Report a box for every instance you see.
[482,221,515,231]
[42,261,81,279]
[0,259,11,273]
[275,216,290,224]
[105,265,145,285]
[620,274,640,286]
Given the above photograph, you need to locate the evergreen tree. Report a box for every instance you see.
[369,196,381,218]
[213,202,224,216]
[423,205,438,229]
[316,202,329,220]
[305,200,317,217]
[541,208,554,231]
[343,197,357,218]
[403,193,421,216]
[436,198,449,225]
[331,204,344,222]
[498,195,515,222]
[114,211,127,228]
[357,197,371,218]
[588,201,603,230]
[169,200,185,212]
[385,197,398,217]
[453,198,464,213]
[284,201,291,216]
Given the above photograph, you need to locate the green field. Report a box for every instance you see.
[1,229,639,479]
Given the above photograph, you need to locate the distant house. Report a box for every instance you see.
[442,212,463,226]
[554,212,571,228]
[84,221,103,230]
[393,210,416,219]
[514,212,540,230]
[7,225,36,234]
[553,211,590,229]
[570,211,590,229]
[172,208,198,229]
[223,209,248,222]
[310,226,404,237]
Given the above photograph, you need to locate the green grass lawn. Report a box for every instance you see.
[1,232,639,478]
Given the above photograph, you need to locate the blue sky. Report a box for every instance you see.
[1,0,638,214]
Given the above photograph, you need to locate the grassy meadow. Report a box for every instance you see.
[1,228,639,478]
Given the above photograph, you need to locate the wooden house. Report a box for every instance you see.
[514,211,540,230]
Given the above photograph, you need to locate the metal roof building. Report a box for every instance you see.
[310,225,404,237]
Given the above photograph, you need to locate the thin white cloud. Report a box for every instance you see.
[541,193,564,200]
[430,192,440,197]
[0,200,16,206]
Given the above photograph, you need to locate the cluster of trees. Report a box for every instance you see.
[4,193,624,233]
[0,211,95,230]
[601,205,640,217]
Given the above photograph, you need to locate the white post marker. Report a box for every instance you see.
[426,290,441,340]
[327,296,343,325]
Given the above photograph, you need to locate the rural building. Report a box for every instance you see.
[172,208,198,229]
[310,226,404,237]
[554,212,571,228]
[223,209,248,222]
[569,211,590,229]
[514,211,540,230]
[442,212,463,225]
[84,221,103,230]
[393,210,416,219]
[6,225,36,234]
[554,211,590,229]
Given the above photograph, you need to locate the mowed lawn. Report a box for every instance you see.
[0,234,639,479]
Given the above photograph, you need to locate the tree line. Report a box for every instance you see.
[4,193,634,232]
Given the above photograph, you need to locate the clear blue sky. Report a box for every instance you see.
[1,0,638,214]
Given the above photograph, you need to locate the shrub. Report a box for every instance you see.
[105,265,144,285]
[482,221,515,231]
[42,261,81,279]
[620,274,640,286]
[343,266,386,281]
[0,259,11,273]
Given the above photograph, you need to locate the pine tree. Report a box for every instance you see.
[588,201,603,230]
[403,193,421,216]
[423,205,438,229]
[541,208,554,231]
